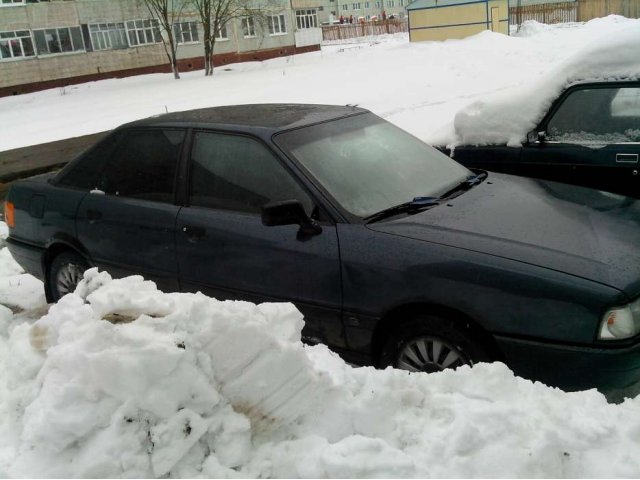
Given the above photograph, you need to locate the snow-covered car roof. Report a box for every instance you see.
[452,25,640,147]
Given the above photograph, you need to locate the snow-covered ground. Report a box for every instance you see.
[2,17,640,478]
[0,15,638,153]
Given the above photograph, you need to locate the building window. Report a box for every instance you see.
[352,3,360,9]
[33,27,84,55]
[241,17,256,37]
[268,15,286,35]
[295,9,318,29]
[174,21,199,43]
[89,23,127,51]
[387,0,395,6]
[126,19,161,47]
[0,0,25,5]
[365,1,370,7]
[215,23,228,40]
[376,1,381,7]
[342,4,348,10]
[0,30,34,60]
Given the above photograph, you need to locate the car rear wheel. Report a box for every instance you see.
[48,251,89,302]
[380,315,492,373]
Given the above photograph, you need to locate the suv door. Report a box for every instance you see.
[176,131,344,349]
[75,128,185,291]
[522,83,640,196]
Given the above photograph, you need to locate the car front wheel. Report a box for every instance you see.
[380,315,492,373]
[48,251,89,302]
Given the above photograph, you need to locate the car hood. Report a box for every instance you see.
[367,173,640,299]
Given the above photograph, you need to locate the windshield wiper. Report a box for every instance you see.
[440,172,488,199]
[364,196,440,224]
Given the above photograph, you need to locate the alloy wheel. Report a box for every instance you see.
[397,336,471,373]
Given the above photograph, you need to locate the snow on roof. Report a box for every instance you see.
[453,22,640,146]
[1,259,640,477]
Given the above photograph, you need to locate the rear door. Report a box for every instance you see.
[522,83,640,196]
[175,131,345,348]
[75,128,185,291]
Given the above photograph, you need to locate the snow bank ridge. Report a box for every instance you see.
[2,269,640,478]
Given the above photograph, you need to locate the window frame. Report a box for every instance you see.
[295,9,318,29]
[125,18,161,47]
[0,0,26,6]
[241,16,256,38]
[88,22,128,51]
[0,30,35,61]
[32,26,85,56]
[268,14,287,36]
[96,127,186,204]
[537,81,640,146]
[173,21,200,44]
[215,22,228,41]
[184,129,324,219]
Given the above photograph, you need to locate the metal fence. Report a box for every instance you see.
[510,0,640,27]
[321,20,408,41]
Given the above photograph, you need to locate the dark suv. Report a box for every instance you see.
[5,104,640,392]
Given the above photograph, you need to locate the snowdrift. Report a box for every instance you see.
[2,268,640,478]
[453,18,640,147]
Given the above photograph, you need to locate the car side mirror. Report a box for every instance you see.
[262,200,322,236]
[527,130,546,144]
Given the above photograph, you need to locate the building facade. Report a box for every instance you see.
[0,0,323,96]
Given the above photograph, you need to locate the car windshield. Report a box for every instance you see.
[274,113,471,218]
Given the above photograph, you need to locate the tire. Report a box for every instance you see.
[379,314,492,373]
[47,251,89,302]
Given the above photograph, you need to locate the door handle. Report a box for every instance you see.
[182,225,206,242]
[86,209,102,222]
[616,153,638,163]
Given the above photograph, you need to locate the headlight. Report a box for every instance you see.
[599,298,640,340]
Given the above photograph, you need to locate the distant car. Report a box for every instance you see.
[439,80,640,197]
[5,104,640,392]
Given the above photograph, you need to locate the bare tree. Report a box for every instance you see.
[191,0,279,76]
[139,0,188,79]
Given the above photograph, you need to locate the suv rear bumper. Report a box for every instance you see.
[496,334,640,393]
[6,237,45,281]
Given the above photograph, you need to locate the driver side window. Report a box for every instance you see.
[189,132,314,215]
[547,86,640,143]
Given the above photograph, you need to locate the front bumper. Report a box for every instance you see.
[6,237,45,280]
[496,334,640,393]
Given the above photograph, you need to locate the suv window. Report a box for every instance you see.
[99,129,184,203]
[190,132,313,214]
[547,86,640,143]
[55,131,124,190]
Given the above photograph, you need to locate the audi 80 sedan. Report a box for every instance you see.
[5,104,640,392]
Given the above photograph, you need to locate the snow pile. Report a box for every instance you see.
[453,18,640,146]
[2,269,640,477]
[0,224,46,314]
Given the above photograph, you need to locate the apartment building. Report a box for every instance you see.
[0,0,323,96]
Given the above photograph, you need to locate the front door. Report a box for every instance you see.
[522,84,640,197]
[176,131,345,348]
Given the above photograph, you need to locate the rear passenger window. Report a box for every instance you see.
[55,132,123,190]
[190,132,313,214]
[100,129,184,203]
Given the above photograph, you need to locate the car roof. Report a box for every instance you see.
[121,103,369,133]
